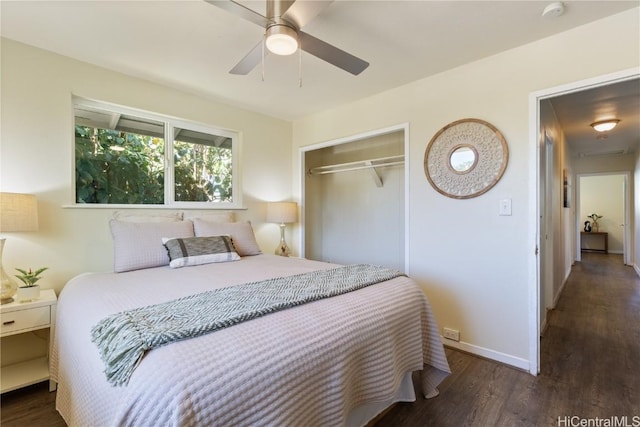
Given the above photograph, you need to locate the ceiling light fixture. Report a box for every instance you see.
[265,24,298,56]
[590,119,620,132]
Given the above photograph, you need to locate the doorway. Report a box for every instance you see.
[529,69,640,375]
[576,173,630,264]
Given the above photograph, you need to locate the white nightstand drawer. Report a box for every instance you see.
[1,306,51,336]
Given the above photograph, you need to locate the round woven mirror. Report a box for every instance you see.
[424,119,508,199]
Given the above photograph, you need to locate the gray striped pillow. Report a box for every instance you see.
[162,235,240,268]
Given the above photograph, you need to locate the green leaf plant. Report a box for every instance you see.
[15,267,48,287]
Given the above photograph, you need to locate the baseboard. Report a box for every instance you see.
[552,270,570,308]
[538,268,571,335]
[440,336,529,371]
[540,314,549,336]
[541,305,557,336]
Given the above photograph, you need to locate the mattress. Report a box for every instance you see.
[51,254,450,426]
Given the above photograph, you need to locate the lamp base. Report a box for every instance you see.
[0,238,18,304]
[274,244,291,257]
[274,223,291,257]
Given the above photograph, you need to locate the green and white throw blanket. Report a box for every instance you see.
[91,264,404,386]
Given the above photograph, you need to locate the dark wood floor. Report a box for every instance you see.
[1,253,638,426]
[376,253,640,426]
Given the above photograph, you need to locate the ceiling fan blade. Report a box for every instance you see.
[299,31,369,76]
[229,40,267,75]
[282,0,334,28]
[204,0,269,27]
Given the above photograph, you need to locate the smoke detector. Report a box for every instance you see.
[542,2,565,18]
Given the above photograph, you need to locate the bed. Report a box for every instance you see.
[50,217,450,427]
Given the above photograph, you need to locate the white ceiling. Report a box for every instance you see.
[549,78,640,158]
[1,1,639,156]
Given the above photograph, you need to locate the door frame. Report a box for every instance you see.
[575,172,632,264]
[528,67,639,375]
[541,132,555,328]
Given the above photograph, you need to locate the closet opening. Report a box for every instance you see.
[300,124,408,271]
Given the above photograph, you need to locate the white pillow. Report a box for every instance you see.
[162,236,240,268]
[110,219,195,272]
[193,219,261,256]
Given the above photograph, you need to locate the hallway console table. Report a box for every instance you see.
[580,232,608,254]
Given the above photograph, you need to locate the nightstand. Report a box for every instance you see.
[1,288,57,393]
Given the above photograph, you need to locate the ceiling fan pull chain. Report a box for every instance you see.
[261,36,266,82]
[298,39,302,88]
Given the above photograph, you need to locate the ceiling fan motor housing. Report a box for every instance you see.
[265,22,299,55]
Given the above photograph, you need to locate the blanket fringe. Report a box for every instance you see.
[91,313,147,386]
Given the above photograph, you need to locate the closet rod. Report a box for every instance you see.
[308,155,404,176]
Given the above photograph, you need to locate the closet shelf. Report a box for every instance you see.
[308,155,404,188]
[308,155,404,176]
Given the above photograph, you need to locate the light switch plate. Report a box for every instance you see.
[499,198,512,216]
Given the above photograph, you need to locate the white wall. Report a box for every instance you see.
[573,154,636,174]
[292,9,640,368]
[538,99,574,331]
[0,38,294,293]
[580,175,626,253]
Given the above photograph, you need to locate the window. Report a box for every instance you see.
[173,128,233,203]
[74,99,239,207]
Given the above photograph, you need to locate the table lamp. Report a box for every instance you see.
[266,202,297,257]
[0,192,39,304]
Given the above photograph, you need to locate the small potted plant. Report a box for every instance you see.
[15,267,48,302]
[587,213,603,232]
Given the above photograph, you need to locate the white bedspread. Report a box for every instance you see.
[51,255,450,426]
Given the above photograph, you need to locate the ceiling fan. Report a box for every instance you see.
[206,0,369,76]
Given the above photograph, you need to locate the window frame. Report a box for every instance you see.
[72,97,242,209]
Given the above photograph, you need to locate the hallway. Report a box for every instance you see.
[376,252,640,426]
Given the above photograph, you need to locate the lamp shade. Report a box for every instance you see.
[0,192,39,232]
[267,202,297,224]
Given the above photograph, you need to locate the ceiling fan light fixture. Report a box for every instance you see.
[590,119,620,132]
[265,24,298,56]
